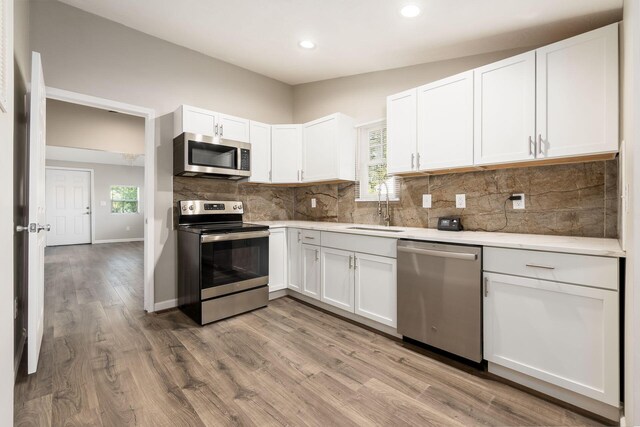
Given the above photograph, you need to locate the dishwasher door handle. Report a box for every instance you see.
[397,246,477,261]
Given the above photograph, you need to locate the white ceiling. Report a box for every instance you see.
[57,0,623,85]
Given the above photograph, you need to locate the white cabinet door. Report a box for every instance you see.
[249,121,271,183]
[536,23,619,159]
[484,272,619,405]
[354,253,397,327]
[301,243,321,299]
[417,71,474,171]
[175,105,218,138]
[271,124,302,183]
[474,52,536,166]
[321,247,354,312]
[302,114,337,182]
[387,88,417,174]
[268,229,287,292]
[287,229,302,291]
[219,113,250,143]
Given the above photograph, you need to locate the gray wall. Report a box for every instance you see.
[47,99,145,154]
[46,160,145,242]
[30,0,294,304]
[292,48,528,123]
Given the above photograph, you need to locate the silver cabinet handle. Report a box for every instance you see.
[220,124,224,136]
[214,123,219,136]
[348,255,353,269]
[297,170,300,181]
[397,246,477,261]
[269,170,272,181]
[411,153,415,170]
[528,136,534,156]
[537,134,543,156]
[416,152,421,170]
[297,231,301,242]
[484,277,489,297]
[301,170,304,181]
[354,255,358,269]
[525,263,555,270]
[315,249,319,261]
[304,236,315,240]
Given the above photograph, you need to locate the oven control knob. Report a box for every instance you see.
[233,205,238,210]
[182,205,187,211]
[188,205,194,211]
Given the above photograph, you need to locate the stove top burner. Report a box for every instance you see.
[179,221,269,235]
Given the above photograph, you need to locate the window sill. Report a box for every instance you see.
[355,198,400,203]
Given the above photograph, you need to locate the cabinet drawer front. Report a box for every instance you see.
[483,272,619,405]
[484,247,618,290]
[300,229,321,244]
[321,232,396,258]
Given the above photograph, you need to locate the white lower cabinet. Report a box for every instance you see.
[301,243,321,300]
[483,272,619,406]
[354,253,397,327]
[320,247,355,312]
[287,229,302,291]
[268,229,287,292]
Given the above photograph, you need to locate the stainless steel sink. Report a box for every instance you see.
[347,226,405,233]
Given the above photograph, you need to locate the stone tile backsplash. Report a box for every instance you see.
[173,159,618,238]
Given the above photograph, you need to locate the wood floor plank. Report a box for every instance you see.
[14,242,607,427]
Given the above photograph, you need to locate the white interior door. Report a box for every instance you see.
[27,52,48,374]
[45,168,91,246]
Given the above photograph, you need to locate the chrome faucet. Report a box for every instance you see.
[377,181,391,227]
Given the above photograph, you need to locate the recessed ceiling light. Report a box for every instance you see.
[400,4,421,18]
[299,40,316,49]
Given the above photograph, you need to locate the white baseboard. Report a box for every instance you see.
[269,289,287,300]
[94,238,144,244]
[154,298,178,311]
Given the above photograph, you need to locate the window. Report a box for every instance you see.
[110,185,139,214]
[356,120,399,201]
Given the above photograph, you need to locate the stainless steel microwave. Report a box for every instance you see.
[173,132,251,180]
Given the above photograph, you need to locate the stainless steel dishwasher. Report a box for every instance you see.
[397,240,482,362]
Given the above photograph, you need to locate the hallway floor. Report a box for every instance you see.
[14,242,606,426]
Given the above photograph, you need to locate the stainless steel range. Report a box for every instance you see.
[177,200,269,325]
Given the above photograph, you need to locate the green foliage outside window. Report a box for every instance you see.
[110,185,139,214]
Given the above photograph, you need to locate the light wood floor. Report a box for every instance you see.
[14,242,606,426]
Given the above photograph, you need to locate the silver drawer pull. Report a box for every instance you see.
[525,263,555,270]
[304,236,315,240]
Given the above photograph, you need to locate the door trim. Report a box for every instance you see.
[45,87,157,313]
[45,166,95,245]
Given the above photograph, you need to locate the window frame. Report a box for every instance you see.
[110,185,140,214]
[355,119,399,202]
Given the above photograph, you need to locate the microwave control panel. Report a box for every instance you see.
[240,149,250,171]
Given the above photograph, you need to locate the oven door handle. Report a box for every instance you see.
[201,230,270,243]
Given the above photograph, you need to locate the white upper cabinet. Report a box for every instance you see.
[218,113,250,143]
[387,88,418,174]
[174,105,218,138]
[474,51,536,166]
[536,23,619,159]
[249,121,272,183]
[417,71,474,171]
[271,124,302,183]
[174,105,249,143]
[302,113,356,183]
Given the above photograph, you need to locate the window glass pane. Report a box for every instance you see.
[110,186,122,201]
[123,202,138,213]
[111,201,123,213]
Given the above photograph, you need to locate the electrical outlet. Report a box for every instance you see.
[311,198,317,208]
[455,194,466,209]
[512,193,525,209]
[422,194,432,208]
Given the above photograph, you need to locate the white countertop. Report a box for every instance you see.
[254,220,625,258]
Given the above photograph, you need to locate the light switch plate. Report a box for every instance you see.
[455,194,466,209]
[422,194,432,208]
[512,193,525,209]
[311,198,317,208]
